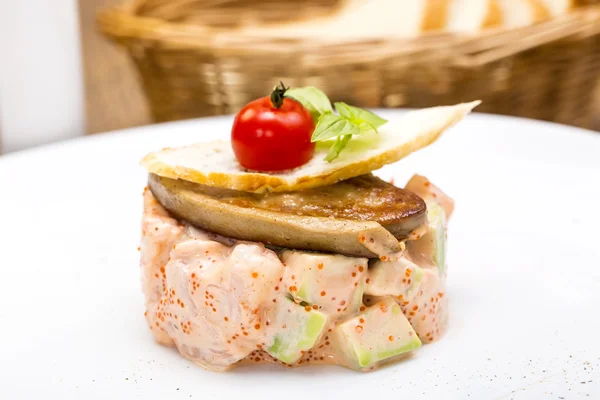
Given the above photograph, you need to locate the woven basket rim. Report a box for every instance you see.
[97,2,600,66]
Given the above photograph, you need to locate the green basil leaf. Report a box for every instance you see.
[334,101,354,120]
[334,102,388,130]
[285,87,333,120]
[311,112,340,141]
[325,135,352,162]
[357,120,377,134]
[311,112,359,142]
[287,90,388,162]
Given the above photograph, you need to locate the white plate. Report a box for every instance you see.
[1,112,599,400]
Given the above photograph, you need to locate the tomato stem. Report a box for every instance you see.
[270,81,288,109]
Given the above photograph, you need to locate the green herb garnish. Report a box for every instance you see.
[285,86,333,120]
[285,87,388,162]
[284,292,311,308]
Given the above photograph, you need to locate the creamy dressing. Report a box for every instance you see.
[141,185,450,371]
[359,230,406,262]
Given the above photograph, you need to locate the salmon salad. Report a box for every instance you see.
[138,84,477,371]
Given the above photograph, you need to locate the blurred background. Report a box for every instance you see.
[1,0,600,153]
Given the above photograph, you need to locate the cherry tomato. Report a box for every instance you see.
[231,84,315,172]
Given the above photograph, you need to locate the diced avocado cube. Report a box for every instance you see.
[281,250,368,317]
[408,202,447,276]
[427,202,447,275]
[267,299,328,364]
[334,298,421,369]
[365,257,424,303]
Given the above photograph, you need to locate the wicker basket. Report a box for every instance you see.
[98,1,600,130]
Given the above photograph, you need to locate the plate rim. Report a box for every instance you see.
[1,110,599,163]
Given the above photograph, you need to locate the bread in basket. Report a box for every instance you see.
[98,0,600,129]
